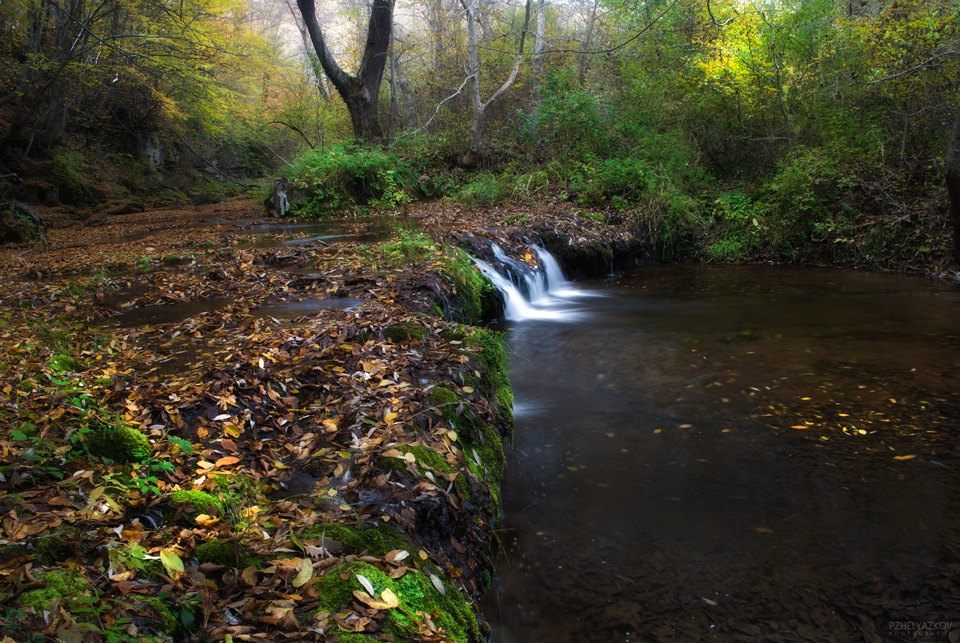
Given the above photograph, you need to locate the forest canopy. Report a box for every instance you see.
[1,0,958,268]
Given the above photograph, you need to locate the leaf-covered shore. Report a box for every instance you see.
[0,197,646,642]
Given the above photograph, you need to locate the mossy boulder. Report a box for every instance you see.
[82,421,153,463]
[19,569,91,611]
[313,560,482,643]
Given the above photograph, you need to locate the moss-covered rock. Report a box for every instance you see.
[18,569,91,611]
[82,420,153,463]
[383,322,427,343]
[169,490,224,517]
[301,522,410,557]
[441,248,502,324]
[381,445,470,500]
[313,560,482,643]
[48,353,86,374]
[34,533,74,565]
[469,329,513,425]
[430,386,459,419]
[131,596,177,634]
[195,538,254,568]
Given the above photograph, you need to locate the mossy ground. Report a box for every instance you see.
[18,569,91,612]
[302,522,410,556]
[381,444,471,501]
[313,560,482,643]
[169,489,225,518]
[195,538,254,568]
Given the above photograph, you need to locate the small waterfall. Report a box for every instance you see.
[474,246,583,322]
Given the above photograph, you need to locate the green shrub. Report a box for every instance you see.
[289,145,413,215]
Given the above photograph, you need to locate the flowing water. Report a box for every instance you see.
[482,260,960,643]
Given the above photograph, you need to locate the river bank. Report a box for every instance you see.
[0,197,645,642]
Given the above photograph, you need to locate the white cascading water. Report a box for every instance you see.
[473,245,585,322]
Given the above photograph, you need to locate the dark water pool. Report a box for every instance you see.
[486,265,960,643]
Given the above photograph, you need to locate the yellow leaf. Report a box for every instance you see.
[384,412,397,424]
[322,418,339,432]
[160,549,184,577]
[292,559,314,587]
[894,454,917,461]
[790,425,808,430]
[194,514,219,527]
[462,386,474,393]
[224,423,242,438]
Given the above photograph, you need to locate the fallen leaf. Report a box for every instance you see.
[160,549,184,576]
[292,558,314,587]
[356,573,376,596]
[894,454,917,461]
[755,527,775,534]
[429,573,446,596]
[215,456,241,467]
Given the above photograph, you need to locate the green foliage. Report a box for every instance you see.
[377,231,437,265]
[0,208,42,243]
[290,146,413,215]
[50,150,99,205]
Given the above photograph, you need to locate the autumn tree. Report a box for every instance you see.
[295,0,394,142]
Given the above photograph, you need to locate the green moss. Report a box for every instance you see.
[134,596,177,634]
[430,386,458,419]
[381,445,470,500]
[383,322,427,343]
[195,538,251,568]
[313,561,481,643]
[302,522,409,557]
[442,326,467,342]
[82,421,153,463]
[441,248,498,324]
[19,570,90,611]
[169,490,224,517]
[35,533,74,565]
[48,353,86,374]
[469,329,513,425]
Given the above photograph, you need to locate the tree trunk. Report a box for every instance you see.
[947,114,960,265]
[533,0,546,103]
[459,0,531,165]
[579,0,599,87]
[296,0,394,143]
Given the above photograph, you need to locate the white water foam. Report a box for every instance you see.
[474,246,584,322]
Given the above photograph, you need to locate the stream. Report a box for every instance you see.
[481,261,960,642]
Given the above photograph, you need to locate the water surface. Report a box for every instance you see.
[487,265,960,642]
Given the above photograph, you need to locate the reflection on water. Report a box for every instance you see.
[487,265,960,642]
